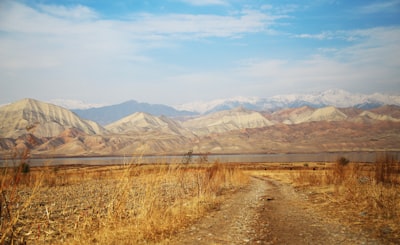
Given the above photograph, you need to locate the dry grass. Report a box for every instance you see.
[0,157,249,244]
[287,155,400,243]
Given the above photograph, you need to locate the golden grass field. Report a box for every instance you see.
[1,154,399,244]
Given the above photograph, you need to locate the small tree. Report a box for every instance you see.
[337,157,350,166]
[182,150,193,164]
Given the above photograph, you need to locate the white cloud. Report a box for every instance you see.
[178,0,228,6]
[359,0,400,14]
[295,32,332,40]
[0,1,281,104]
[125,10,274,38]
[1,1,399,104]
[0,1,275,37]
[0,1,276,71]
[294,30,367,42]
[235,26,400,95]
[37,4,98,20]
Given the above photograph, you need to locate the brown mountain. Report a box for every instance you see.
[370,105,400,118]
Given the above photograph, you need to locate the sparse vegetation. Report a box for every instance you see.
[1,151,399,243]
[288,154,400,243]
[182,149,193,164]
[0,157,248,244]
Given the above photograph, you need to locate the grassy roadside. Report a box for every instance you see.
[0,160,249,244]
[257,156,400,243]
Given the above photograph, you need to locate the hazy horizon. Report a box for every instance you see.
[1,0,400,106]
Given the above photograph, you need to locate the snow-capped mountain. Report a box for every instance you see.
[49,99,106,109]
[176,96,261,114]
[176,89,400,114]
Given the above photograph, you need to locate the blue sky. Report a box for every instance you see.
[1,0,399,107]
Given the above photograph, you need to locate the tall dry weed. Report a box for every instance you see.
[374,154,399,184]
[79,162,248,244]
[0,152,44,244]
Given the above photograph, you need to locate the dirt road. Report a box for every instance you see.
[167,176,381,244]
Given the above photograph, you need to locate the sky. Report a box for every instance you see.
[1,0,400,107]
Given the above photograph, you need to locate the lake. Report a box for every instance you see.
[1,151,399,167]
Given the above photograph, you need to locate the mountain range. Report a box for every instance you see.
[176,89,400,114]
[58,90,400,125]
[0,91,400,158]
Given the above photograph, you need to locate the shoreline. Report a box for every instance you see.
[1,150,398,160]
[1,151,399,167]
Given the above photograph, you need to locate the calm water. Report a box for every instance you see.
[1,152,399,167]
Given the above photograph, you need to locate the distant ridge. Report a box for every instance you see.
[47,90,400,125]
[176,89,400,114]
[0,98,400,157]
[73,100,196,126]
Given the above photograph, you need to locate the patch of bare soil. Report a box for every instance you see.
[167,176,383,244]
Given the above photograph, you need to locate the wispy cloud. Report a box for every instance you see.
[295,32,333,40]
[157,25,400,101]
[0,1,277,70]
[37,4,99,20]
[0,1,276,38]
[236,26,400,95]
[0,0,282,103]
[178,0,228,6]
[1,0,399,104]
[294,29,380,42]
[127,10,275,38]
[359,0,400,14]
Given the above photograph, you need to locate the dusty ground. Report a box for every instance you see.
[167,176,383,245]
[166,176,267,244]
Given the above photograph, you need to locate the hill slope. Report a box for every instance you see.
[106,112,190,136]
[0,98,106,138]
[183,107,274,135]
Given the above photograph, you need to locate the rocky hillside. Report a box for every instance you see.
[0,98,106,138]
[105,112,191,136]
[183,107,274,135]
